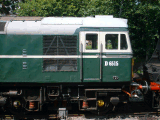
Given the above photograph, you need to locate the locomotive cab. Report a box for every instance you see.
[80,30,132,84]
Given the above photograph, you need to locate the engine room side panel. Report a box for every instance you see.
[0,34,81,83]
[0,58,81,83]
[0,35,43,55]
[0,58,43,82]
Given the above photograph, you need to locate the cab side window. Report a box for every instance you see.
[86,34,98,50]
[120,34,128,50]
[105,34,118,50]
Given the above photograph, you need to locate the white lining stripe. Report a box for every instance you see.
[0,55,132,58]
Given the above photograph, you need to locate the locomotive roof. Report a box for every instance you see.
[0,17,43,21]
[0,15,128,35]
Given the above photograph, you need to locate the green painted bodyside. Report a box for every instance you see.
[0,57,131,83]
[83,58,100,79]
[83,53,99,55]
[74,27,128,33]
[0,30,131,83]
[0,35,42,55]
[0,58,80,83]
[82,57,131,82]
[102,58,131,82]
[0,58,42,82]
[0,34,80,83]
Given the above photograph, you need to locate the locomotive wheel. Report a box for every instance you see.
[8,98,29,115]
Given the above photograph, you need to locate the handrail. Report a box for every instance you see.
[80,43,83,82]
[100,43,102,81]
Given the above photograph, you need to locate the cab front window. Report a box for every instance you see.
[105,34,118,50]
[85,34,98,50]
[120,34,128,50]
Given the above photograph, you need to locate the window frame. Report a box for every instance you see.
[120,34,128,50]
[80,31,100,53]
[100,32,131,53]
[80,31,132,53]
[105,33,119,50]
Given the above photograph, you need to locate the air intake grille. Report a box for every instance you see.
[0,22,6,31]
[43,35,77,71]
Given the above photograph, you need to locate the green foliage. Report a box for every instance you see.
[128,1,160,60]
[16,0,82,17]
[86,45,92,49]
[77,0,114,16]
[137,69,143,74]
[15,0,115,17]
[0,0,19,15]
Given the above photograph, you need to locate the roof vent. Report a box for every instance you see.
[95,15,113,19]
[41,18,83,25]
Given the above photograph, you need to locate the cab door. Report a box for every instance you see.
[100,32,132,82]
[80,31,101,82]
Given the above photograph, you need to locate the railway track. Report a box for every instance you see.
[0,112,159,120]
[0,102,160,120]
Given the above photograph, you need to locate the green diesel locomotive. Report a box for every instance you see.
[0,15,153,117]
